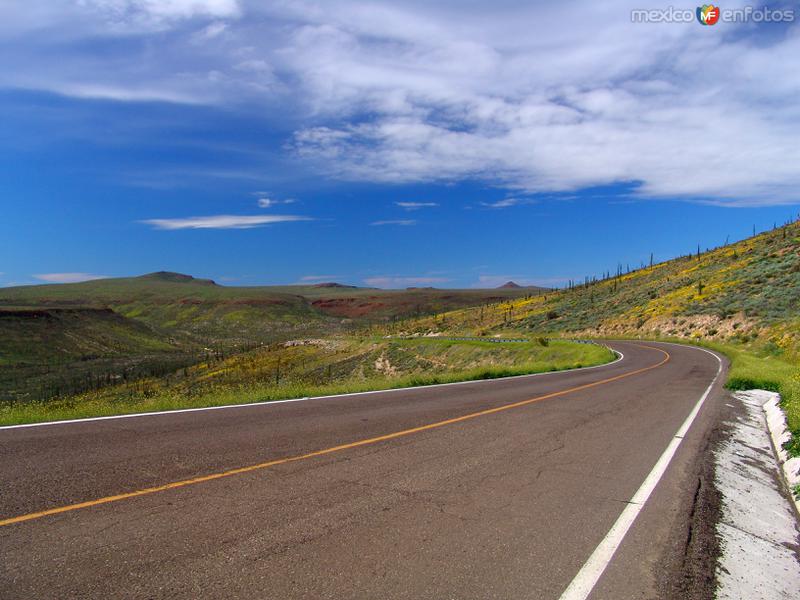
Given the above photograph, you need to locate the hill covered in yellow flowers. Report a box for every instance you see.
[400,220,800,362]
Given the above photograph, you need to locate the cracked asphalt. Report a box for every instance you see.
[0,341,727,599]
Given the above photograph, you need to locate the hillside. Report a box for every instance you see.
[0,307,174,364]
[0,307,192,403]
[0,273,331,345]
[400,221,800,357]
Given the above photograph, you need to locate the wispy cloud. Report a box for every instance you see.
[191,20,229,42]
[76,0,241,31]
[141,214,311,230]
[34,272,107,283]
[371,219,416,226]
[257,197,296,208]
[395,202,438,210]
[480,198,530,209]
[364,276,450,288]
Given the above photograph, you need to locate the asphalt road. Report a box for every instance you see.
[0,341,727,599]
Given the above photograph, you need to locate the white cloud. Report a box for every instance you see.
[395,201,437,210]
[81,0,241,29]
[371,219,416,226]
[34,272,107,283]
[194,20,229,40]
[189,20,232,44]
[42,82,209,105]
[364,275,450,288]
[257,197,296,208]
[280,3,800,205]
[480,198,528,209]
[2,2,800,204]
[141,214,311,229]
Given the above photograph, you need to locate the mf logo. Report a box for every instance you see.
[697,4,721,25]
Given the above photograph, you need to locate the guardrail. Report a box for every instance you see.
[392,336,529,343]
[389,336,610,347]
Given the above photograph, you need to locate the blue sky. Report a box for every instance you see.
[1,1,798,288]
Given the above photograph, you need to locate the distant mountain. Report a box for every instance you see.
[138,271,217,286]
[311,282,357,289]
[498,281,522,289]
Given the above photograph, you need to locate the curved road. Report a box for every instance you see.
[0,341,727,599]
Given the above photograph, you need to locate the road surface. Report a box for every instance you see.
[0,341,727,599]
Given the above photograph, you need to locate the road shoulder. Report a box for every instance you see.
[715,390,800,599]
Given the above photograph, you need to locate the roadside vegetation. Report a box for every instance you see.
[709,341,800,455]
[0,338,613,426]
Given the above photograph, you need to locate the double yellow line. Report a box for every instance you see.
[1,346,669,528]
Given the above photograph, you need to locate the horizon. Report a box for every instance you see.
[3,217,790,291]
[0,269,545,291]
[2,2,799,288]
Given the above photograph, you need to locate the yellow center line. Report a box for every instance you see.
[1,345,670,528]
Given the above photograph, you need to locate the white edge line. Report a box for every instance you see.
[558,344,724,600]
[0,347,624,431]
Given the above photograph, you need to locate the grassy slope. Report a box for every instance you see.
[0,339,614,425]
[396,221,800,449]
[704,340,800,454]
[0,273,333,345]
[0,307,174,365]
[400,222,799,345]
[0,307,198,404]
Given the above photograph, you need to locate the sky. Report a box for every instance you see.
[1,0,798,289]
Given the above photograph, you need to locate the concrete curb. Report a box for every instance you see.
[715,390,800,599]
[762,391,800,515]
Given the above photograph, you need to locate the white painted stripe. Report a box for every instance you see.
[558,345,724,600]
[0,348,624,431]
